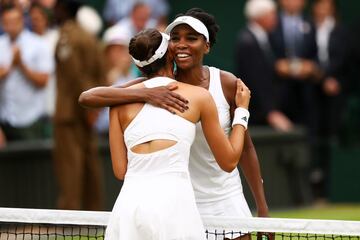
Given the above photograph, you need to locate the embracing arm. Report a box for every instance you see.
[79,78,146,108]
[79,78,189,113]
[109,106,128,180]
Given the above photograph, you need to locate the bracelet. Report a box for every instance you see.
[232,107,250,129]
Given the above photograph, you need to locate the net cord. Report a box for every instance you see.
[0,207,110,226]
[1,207,360,236]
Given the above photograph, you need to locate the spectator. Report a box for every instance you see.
[113,2,157,38]
[95,25,138,136]
[235,0,293,132]
[103,0,169,28]
[29,2,59,135]
[1,0,32,32]
[37,0,56,9]
[53,0,106,210]
[269,0,320,141]
[0,3,53,141]
[103,25,137,86]
[311,0,348,200]
[269,0,322,204]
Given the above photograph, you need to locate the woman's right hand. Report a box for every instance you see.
[235,80,251,109]
[145,83,189,114]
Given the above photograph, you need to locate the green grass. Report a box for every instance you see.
[270,203,360,221]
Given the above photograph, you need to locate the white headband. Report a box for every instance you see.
[132,32,170,68]
[165,16,210,42]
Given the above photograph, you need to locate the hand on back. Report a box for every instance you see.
[145,83,189,114]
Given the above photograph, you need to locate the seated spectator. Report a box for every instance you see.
[235,0,293,132]
[102,25,138,86]
[0,3,53,141]
[103,0,169,28]
[95,25,138,135]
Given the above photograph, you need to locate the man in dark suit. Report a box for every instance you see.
[311,0,349,200]
[269,0,321,134]
[235,0,293,131]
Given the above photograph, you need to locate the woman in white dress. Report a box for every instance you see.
[105,28,251,240]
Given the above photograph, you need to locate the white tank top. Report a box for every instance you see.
[124,77,196,177]
[189,66,243,202]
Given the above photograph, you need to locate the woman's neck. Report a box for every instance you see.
[149,66,175,79]
[176,65,209,87]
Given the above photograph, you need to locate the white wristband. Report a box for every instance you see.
[232,107,250,129]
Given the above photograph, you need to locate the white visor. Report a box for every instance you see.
[165,16,209,42]
[132,32,170,68]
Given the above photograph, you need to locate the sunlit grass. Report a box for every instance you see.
[270,203,360,221]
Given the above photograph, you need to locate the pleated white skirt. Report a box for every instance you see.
[105,172,206,240]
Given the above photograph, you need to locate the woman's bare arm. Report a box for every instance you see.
[79,78,188,112]
[109,106,128,180]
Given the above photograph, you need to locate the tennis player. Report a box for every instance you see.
[105,28,251,240]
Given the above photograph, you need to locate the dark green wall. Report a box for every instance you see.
[168,0,360,75]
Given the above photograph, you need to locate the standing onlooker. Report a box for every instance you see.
[269,0,321,204]
[29,2,59,136]
[235,0,293,132]
[0,4,53,141]
[311,0,348,200]
[113,2,156,38]
[269,0,320,131]
[53,0,106,210]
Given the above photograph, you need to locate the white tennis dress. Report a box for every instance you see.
[105,77,206,240]
[189,67,252,239]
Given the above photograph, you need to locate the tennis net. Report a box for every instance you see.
[1,207,360,240]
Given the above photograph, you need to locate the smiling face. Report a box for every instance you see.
[169,24,210,70]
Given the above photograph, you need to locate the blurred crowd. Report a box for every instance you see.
[0,0,169,210]
[235,0,360,203]
[0,0,359,209]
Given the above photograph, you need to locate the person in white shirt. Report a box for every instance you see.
[0,4,53,141]
[29,2,58,127]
